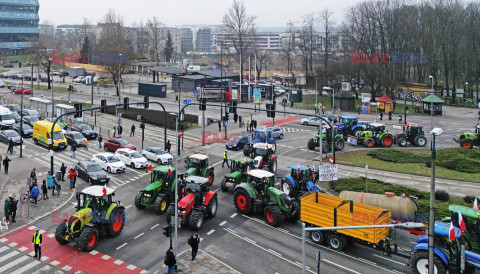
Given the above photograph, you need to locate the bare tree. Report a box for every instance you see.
[146,17,165,66]
[320,8,335,86]
[297,13,316,81]
[280,23,296,75]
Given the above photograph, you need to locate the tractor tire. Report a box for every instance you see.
[134,192,146,209]
[307,139,316,150]
[381,135,394,148]
[409,250,447,274]
[334,138,345,151]
[289,200,300,222]
[233,188,253,215]
[55,223,70,245]
[269,159,277,173]
[206,170,214,186]
[154,195,169,215]
[364,138,375,148]
[166,205,175,224]
[281,178,295,197]
[188,210,204,231]
[220,178,229,192]
[414,136,427,147]
[327,234,346,251]
[106,208,125,237]
[264,204,284,227]
[460,139,473,149]
[78,226,99,252]
[397,137,408,147]
[309,230,325,245]
[206,194,218,218]
[243,145,251,156]
[352,128,363,138]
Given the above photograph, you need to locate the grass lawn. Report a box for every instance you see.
[2,55,34,63]
[331,178,476,220]
[336,148,480,182]
[4,81,69,93]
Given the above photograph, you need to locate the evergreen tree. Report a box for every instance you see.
[164,31,174,62]
[80,36,90,63]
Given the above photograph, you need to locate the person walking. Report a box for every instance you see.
[398,115,403,124]
[166,140,171,153]
[188,233,200,262]
[0,154,2,172]
[222,150,230,168]
[3,156,10,174]
[60,163,67,182]
[113,125,117,138]
[46,171,53,189]
[246,121,250,132]
[98,135,103,148]
[254,120,257,130]
[41,180,48,200]
[30,184,39,206]
[7,139,14,155]
[70,142,77,158]
[164,248,176,274]
[4,194,10,222]
[51,177,56,196]
[239,115,243,127]
[68,168,77,191]
[9,196,17,223]
[32,228,42,260]
[379,111,384,120]
[130,124,136,137]
[30,168,37,185]
[83,139,88,150]
[118,125,123,138]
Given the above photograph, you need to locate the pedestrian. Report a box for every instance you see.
[254,120,257,130]
[41,180,48,200]
[218,120,222,132]
[31,184,39,206]
[175,94,178,102]
[322,105,326,114]
[30,168,37,184]
[314,103,318,114]
[83,139,88,150]
[3,156,10,174]
[188,233,200,262]
[379,112,384,120]
[68,168,77,190]
[388,110,393,120]
[51,177,56,196]
[130,124,136,137]
[60,163,67,182]
[357,105,361,115]
[164,248,176,274]
[118,125,123,138]
[290,100,294,108]
[7,139,13,155]
[98,135,103,148]
[70,142,76,158]
[398,115,402,124]
[246,121,250,131]
[222,150,230,168]
[46,171,53,189]
[9,196,17,223]
[32,228,42,260]
[4,194,11,222]
[239,115,242,126]
[166,140,171,153]
[113,125,116,138]
[0,154,2,172]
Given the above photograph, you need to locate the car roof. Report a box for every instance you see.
[370,123,385,127]
[146,147,163,150]
[184,176,209,184]
[3,129,16,133]
[79,160,97,166]
[341,116,358,120]
[82,185,115,196]
[116,148,136,153]
[94,152,115,157]
[69,131,83,135]
[188,154,208,160]
[107,137,124,141]
[255,127,272,132]
[253,143,274,149]
[289,165,310,171]
[248,169,275,178]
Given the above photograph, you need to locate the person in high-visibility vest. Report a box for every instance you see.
[222,150,230,168]
[32,228,42,260]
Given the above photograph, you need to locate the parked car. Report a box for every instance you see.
[142,147,173,164]
[103,138,136,152]
[300,117,323,126]
[71,124,97,139]
[0,129,22,145]
[123,69,136,74]
[267,126,284,139]
[22,115,40,127]
[40,76,52,82]
[3,64,13,68]
[91,153,126,173]
[75,160,110,185]
[65,131,87,147]
[226,135,249,151]
[7,104,21,114]
[0,73,8,78]
[12,123,33,138]
[74,76,86,83]
[115,148,149,169]
[11,112,21,123]
[22,109,40,118]
[23,75,36,81]
[0,81,5,88]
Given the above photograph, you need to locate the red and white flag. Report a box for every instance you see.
[168,165,173,175]
[147,164,154,172]
[474,198,479,210]
[459,211,466,233]
[297,165,300,178]
[449,221,456,242]
[102,184,107,197]
[312,164,316,180]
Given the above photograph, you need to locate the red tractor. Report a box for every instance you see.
[394,124,427,147]
[166,176,218,231]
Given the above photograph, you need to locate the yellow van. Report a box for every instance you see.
[94,76,108,84]
[33,120,67,150]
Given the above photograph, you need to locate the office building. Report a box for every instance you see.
[181,28,193,53]
[195,28,212,53]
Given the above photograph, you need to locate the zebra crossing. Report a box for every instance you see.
[0,244,62,274]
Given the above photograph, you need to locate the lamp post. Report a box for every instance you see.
[91,72,95,117]
[20,76,24,158]
[429,75,434,130]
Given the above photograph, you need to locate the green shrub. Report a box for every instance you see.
[367,149,428,163]
[435,190,450,202]
[463,195,478,204]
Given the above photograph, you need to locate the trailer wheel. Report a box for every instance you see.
[409,250,447,274]
[309,231,325,245]
[327,234,345,251]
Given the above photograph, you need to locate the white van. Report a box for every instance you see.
[0,106,15,129]
[187,65,201,72]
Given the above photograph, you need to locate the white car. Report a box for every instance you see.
[74,76,85,83]
[91,153,126,173]
[115,148,149,169]
[0,81,5,88]
[142,147,173,165]
[300,117,322,126]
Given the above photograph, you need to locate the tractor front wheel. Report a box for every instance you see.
[280,178,295,196]
[154,195,169,215]
[206,170,215,186]
[334,138,345,151]
[460,139,473,149]
[55,223,70,245]
[220,178,228,192]
[189,210,204,231]
[233,188,253,214]
[414,136,427,147]
[397,138,408,147]
[106,209,125,237]
[78,227,99,252]
[269,159,277,173]
[307,139,316,150]
[364,138,375,148]
[206,194,218,218]
[353,128,363,138]
[264,205,284,227]
[381,135,393,147]
[134,192,146,209]
[166,205,175,224]
[409,250,447,274]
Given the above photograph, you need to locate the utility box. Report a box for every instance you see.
[289,89,303,103]
[138,83,167,98]
[69,67,86,78]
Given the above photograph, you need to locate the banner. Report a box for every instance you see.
[318,164,338,181]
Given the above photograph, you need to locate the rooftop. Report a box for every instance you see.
[82,185,115,196]
[248,169,275,178]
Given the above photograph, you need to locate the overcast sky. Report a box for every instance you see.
[39,0,361,28]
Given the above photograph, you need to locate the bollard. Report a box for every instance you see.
[108,129,110,138]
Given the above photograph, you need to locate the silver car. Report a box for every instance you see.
[267,126,284,139]
[0,130,22,145]
[300,117,322,126]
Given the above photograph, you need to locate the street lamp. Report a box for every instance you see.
[91,72,95,117]
[428,127,443,274]
[429,75,434,130]
[20,76,24,158]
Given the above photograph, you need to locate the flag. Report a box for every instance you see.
[449,221,456,242]
[147,164,154,172]
[297,165,300,178]
[102,184,107,197]
[459,211,466,233]
[312,164,316,180]
[168,165,173,175]
[474,198,478,210]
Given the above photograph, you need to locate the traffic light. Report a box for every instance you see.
[144,96,149,109]
[162,225,171,237]
[224,113,229,121]
[74,103,83,118]
[199,98,207,111]
[266,103,276,118]
[100,99,107,113]
[124,97,129,110]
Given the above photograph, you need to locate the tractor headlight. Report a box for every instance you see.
[144,193,151,197]
[178,207,186,214]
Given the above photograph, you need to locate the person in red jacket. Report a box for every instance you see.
[68,168,78,191]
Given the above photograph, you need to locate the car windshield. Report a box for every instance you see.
[1,114,13,120]
[29,110,39,116]
[12,112,20,118]
[10,105,20,111]
[81,125,92,131]
[52,131,64,139]
[22,124,32,130]
[5,131,18,137]
[28,117,39,122]
[131,152,143,158]
[119,140,129,145]
[87,165,103,172]
[154,149,166,155]
[73,133,84,139]
[254,148,267,156]
[106,156,120,163]
[229,137,239,143]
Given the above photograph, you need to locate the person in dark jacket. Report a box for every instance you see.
[32,228,42,260]
[165,248,176,274]
[118,125,123,138]
[70,143,77,158]
[41,180,48,200]
[98,135,103,148]
[166,140,171,153]
[30,168,37,183]
[189,233,200,261]
[7,139,14,155]
[218,120,222,132]
[130,124,135,137]
[3,156,11,174]
[60,163,67,182]
[9,196,17,223]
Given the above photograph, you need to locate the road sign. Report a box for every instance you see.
[224,121,228,126]
[254,88,261,103]
[178,130,183,138]
[41,94,44,98]
[318,164,338,181]
[183,100,191,105]
[329,156,334,165]
[193,90,198,94]
[68,100,72,105]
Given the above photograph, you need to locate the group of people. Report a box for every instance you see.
[246,119,258,132]
[113,125,124,138]
[3,194,18,223]
[314,103,326,115]
[164,233,200,274]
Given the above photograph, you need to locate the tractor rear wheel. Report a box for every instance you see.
[309,231,325,245]
[269,159,277,173]
[264,205,283,227]
[364,138,375,148]
[289,200,300,222]
[154,195,169,215]
[55,223,70,245]
[353,128,363,138]
[414,136,427,147]
[460,139,473,149]
[206,170,214,186]
[307,139,316,150]
[220,178,228,192]
[409,250,447,274]
[106,208,125,237]
[134,192,146,209]
[166,205,175,224]
[78,227,99,252]
[397,137,407,147]
[327,234,346,251]
[189,210,204,231]
[334,138,345,151]
[243,145,251,156]
[233,188,253,214]
[280,178,295,196]
[381,135,393,147]
[206,194,218,218]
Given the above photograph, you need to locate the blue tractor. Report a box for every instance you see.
[336,116,369,139]
[280,165,323,199]
[243,128,276,156]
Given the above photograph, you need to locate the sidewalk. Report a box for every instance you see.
[172,249,239,274]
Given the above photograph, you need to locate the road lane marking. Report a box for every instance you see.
[10,260,41,274]
[372,254,405,266]
[207,229,215,235]
[125,205,133,209]
[134,233,144,239]
[220,221,227,226]
[323,259,360,274]
[0,256,29,272]
[116,243,128,250]
[230,213,237,218]
[267,249,282,257]
[150,224,160,229]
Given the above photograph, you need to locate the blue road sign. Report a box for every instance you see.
[193,90,198,94]
[224,121,228,126]
[183,100,191,105]
[41,94,44,98]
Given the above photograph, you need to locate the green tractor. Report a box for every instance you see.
[221,157,254,192]
[134,165,179,214]
[184,154,215,185]
[233,169,299,227]
[443,204,480,254]
[454,123,480,149]
[55,186,125,252]
[307,125,345,152]
[358,123,394,148]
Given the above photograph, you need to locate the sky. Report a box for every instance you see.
[38,0,361,28]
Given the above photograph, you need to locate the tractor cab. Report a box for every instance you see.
[76,186,115,211]
[231,157,254,174]
[247,169,275,194]
[183,176,210,204]
[185,154,209,174]
[252,143,275,168]
[337,116,359,131]
[251,128,275,144]
[448,205,480,253]
[290,165,313,183]
[406,125,424,136]
[151,166,176,183]
[365,123,386,138]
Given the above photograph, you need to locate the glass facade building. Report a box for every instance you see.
[0,0,39,55]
